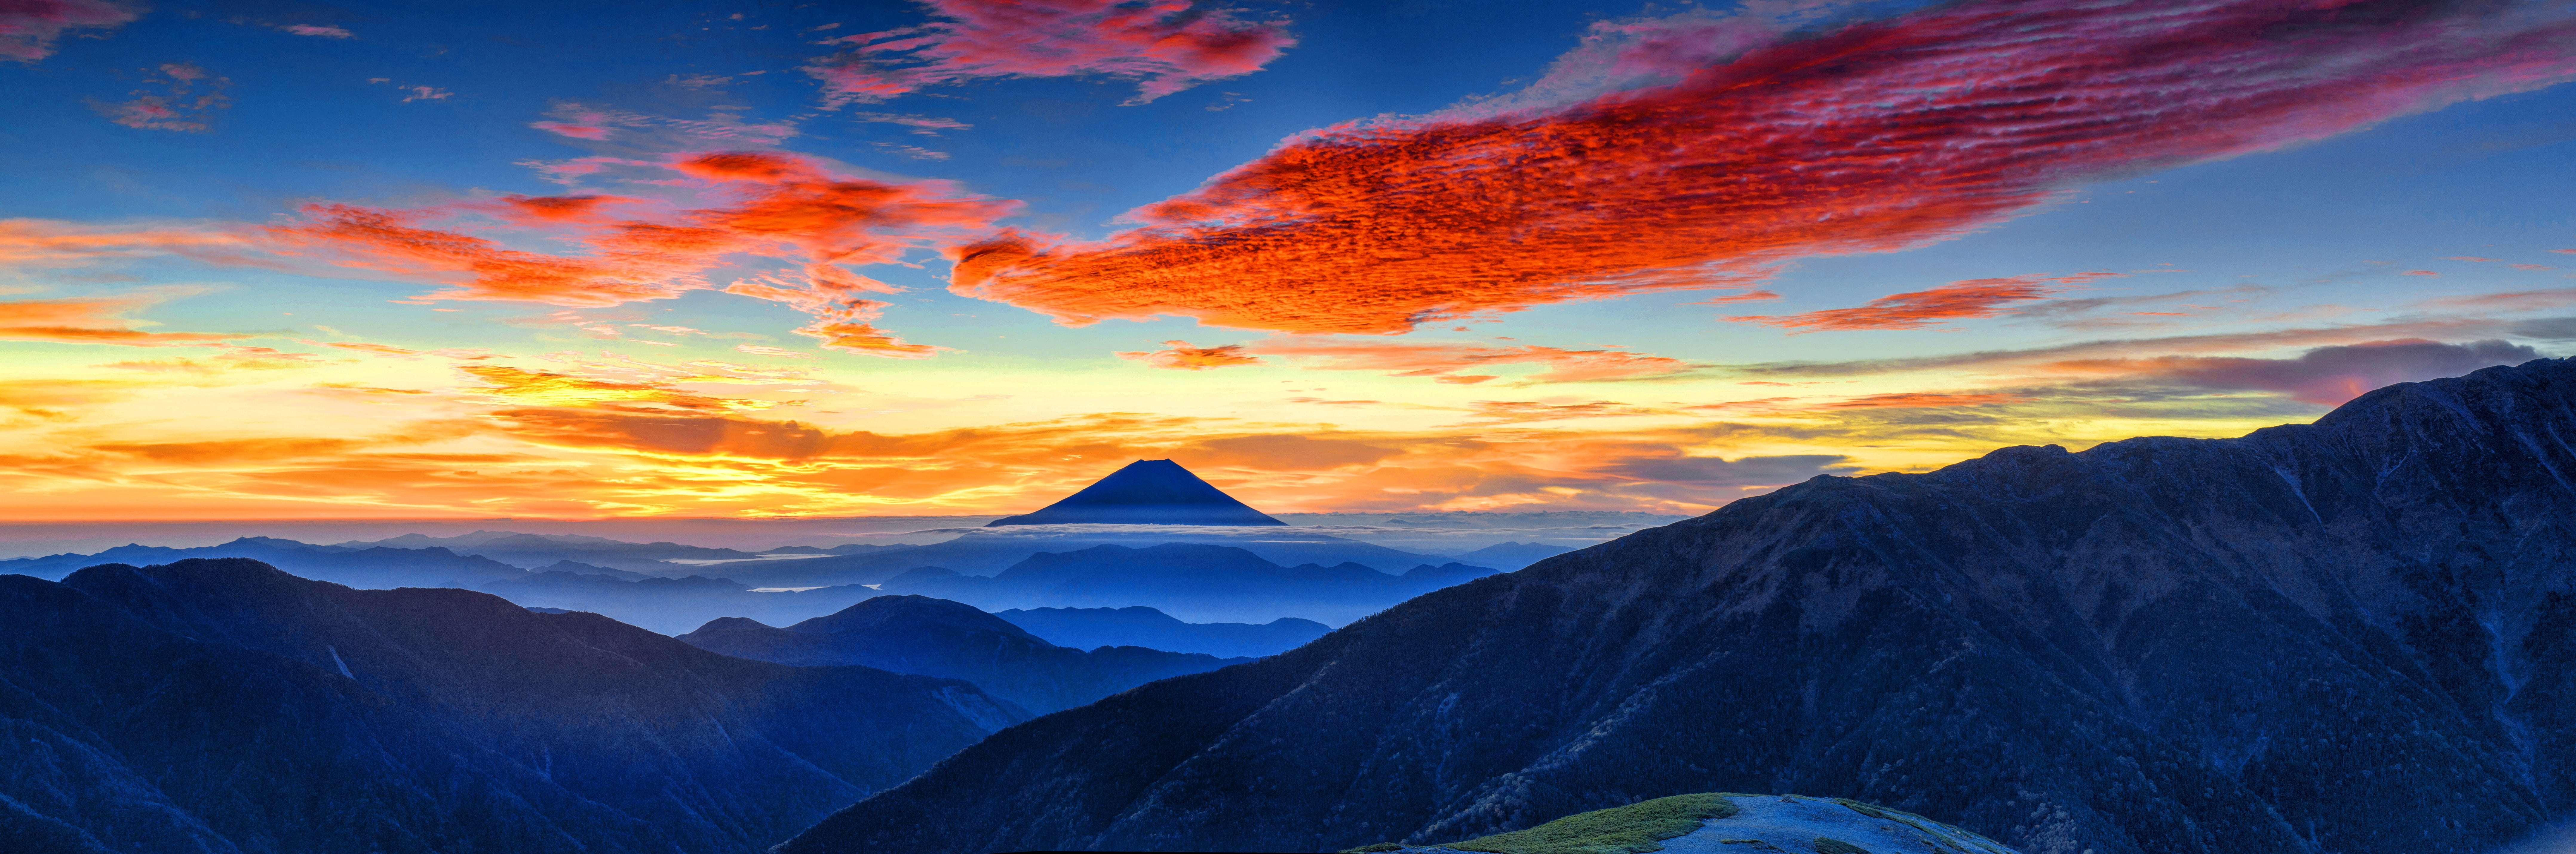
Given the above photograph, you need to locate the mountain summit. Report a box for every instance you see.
[987,459,1287,526]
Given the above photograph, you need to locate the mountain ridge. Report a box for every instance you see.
[780,358,2576,854]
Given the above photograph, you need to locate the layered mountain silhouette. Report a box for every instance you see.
[0,558,1022,853]
[781,358,2576,854]
[704,528,1457,588]
[676,595,1251,713]
[876,542,1502,624]
[0,537,529,587]
[1444,541,1576,571]
[994,605,1331,658]
[475,570,885,634]
[985,459,1287,526]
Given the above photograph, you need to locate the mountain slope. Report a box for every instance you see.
[0,558,1023,854]
[0,538,526,587]
[780,358,2576,854]
[987,458,1286,526]
[993,605,1331,657]
[676,595,1251,714]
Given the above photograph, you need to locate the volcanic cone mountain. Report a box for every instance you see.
[985,459,1286,526]
[782,358,2576,854]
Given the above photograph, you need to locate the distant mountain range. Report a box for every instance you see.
[780,358,2576,854]
[676,596,1252,714]
[699,526,1466,588]
[1439,541,1576,571]
[876,542,1501,624]
[0,558,1021,853]
[0,537,531,587]
[994,605,1330,658]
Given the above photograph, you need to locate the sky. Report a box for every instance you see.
[4,0,2576,522]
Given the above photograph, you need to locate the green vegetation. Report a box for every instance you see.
[1438,793,1742,854]
[1340,844,1407,853]
[1812,838,1870,854]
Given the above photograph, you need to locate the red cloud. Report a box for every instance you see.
[282,24,351,38]
[1,0,139,62]
[1729,273,2116,332]
[809,0,1293,106]
[530,121,612,140]
[1117,340,1263,370]
[271,151,1014,356]
[952,0,2576,335]
[1248,340,1694,383]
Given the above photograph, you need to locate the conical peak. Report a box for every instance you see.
[986,459,1286,527]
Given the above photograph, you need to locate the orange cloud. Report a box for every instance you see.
[0,218,258,268]
[809,0,1294,106]
[1117,340,1263,370]
[1729,273,2118,332]
[1823,392,2030,409]
[0,296,246,346]
[952,1,2576,334]
[462,365,779,412]
[1248,340,1694,383]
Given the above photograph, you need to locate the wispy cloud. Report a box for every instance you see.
[808,0,1294,106]
[1,0,140,63]
[951,0,2576,335]
[94,62,231,132]
[1728,273,2122,332]
[1118,340,1262,370]
[1247,340,1697,384]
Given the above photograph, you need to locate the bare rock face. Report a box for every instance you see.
[780,358,2576,854]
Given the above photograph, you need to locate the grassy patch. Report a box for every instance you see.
[1811,838,1870,854]
[1438,793,1742,854]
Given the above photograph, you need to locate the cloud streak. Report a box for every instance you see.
[1118,340,1263,369]
[271,151,1015,356]
[1729,273,2120,332]
[1248,340,1696,384]
[809,0,1294,106]
[1,0,139,63]
[952,0,2576,335]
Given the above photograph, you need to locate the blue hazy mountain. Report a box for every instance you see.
[334,530,764,574]
[985,459,1287,526]
[0,558,1021,853]
[676,595,1251,714]
[0,537,528,587]
[474,570,890,634]
[876,542,1502,624]
[705,528,1471,589]
[779,358,2576,854]
[994,605,1331,658]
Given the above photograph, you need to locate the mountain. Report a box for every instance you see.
[994,605,1332,658]
[704,527,1461,588]
[1342,793,2021,854]
[0,558,1023,853]
[475,570,883,635]
[336,530,764,574]
[985,459,1287,526]
[777,358,2576,854]
[879,542,1502,624]
[0,537,527,587]
[1448,541,1576,571]
[675,595,1250,714]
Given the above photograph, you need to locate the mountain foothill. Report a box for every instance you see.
[12,360,2576,853]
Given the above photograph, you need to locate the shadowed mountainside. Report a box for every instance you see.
[676,595,1252,714]
[780,358,2576,854]
[0,558,1023,854]
[993,605,1330,658]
